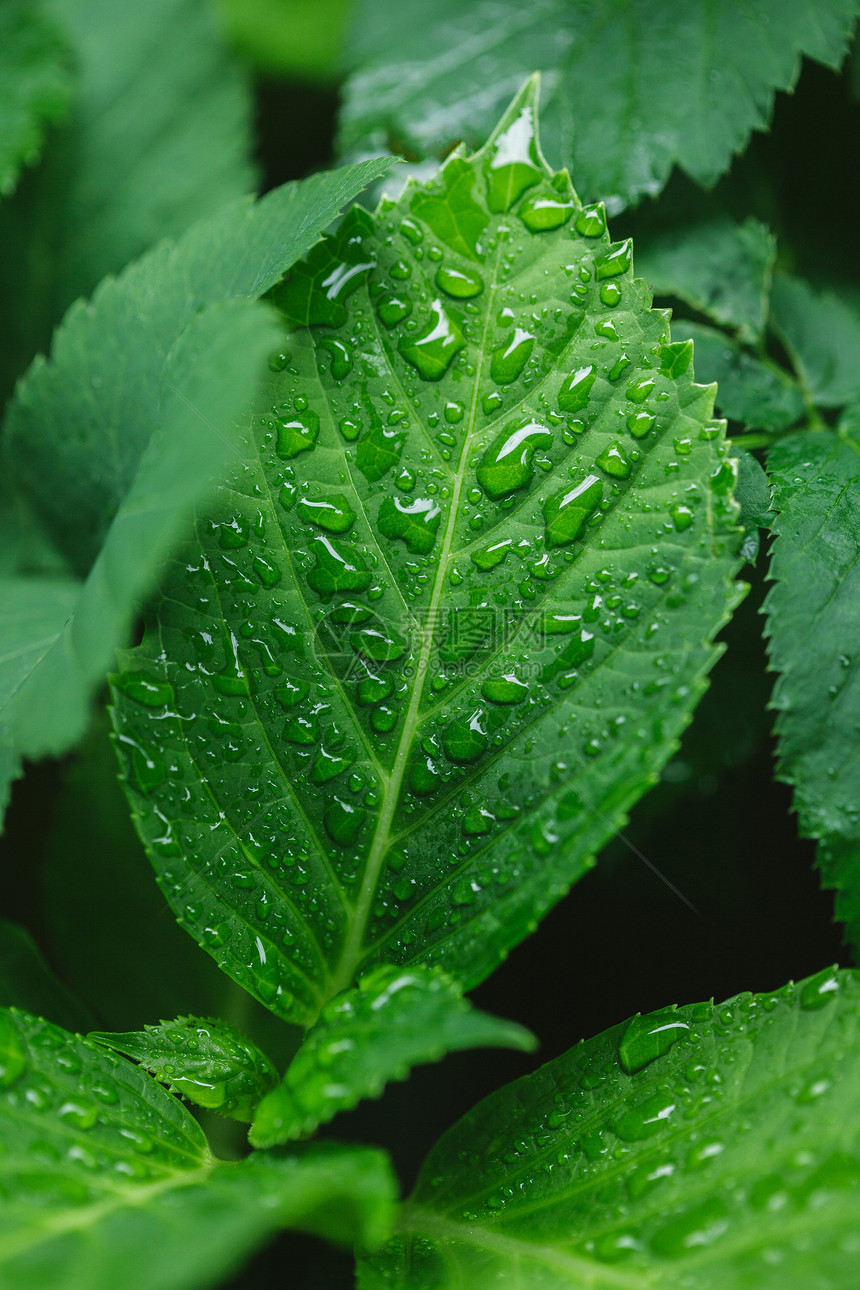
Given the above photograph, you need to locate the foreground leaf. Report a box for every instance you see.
[0,158,391,792]
[770,274,860,408]
[0,0,72,196]
[0,1007,395,1290]
[339,0,859,210]
[111,80,742,1027]
[0,0,254,396]
[250,966,535,1147]
[360,967,860,1289]
[92,1015,279,1122]
[765,424,860,952]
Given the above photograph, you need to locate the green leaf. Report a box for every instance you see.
[0,1007,395,1289]
[359,967,860,1289]
[765,423,860,953]
[92,1015,279,1122]
[770,274,860,408]
[731,448,772,563]
[111,80,742,1028]
[250,965,535,1147]
[672,321,804,432]
[339,0,859,210]
[215,0,351,78]
[0,158,391,786]
[0,919,92,1033]
[635,217,776,343]
[0,0,72,196]
[0,0,254,397]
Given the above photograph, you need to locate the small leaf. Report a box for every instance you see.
[0,1006,395,1288]
[673,321,805,432]
[112,80,742,1027]
[765,422,860,953]
[91,1015,279,1122]
[360,968,860,1288]
[0,0,72,196]
[636,216,776,343]
[339,0,860,210]
[250,965,535,1146]
[770,274,860,408]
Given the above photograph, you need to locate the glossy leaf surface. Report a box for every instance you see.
[0,0,72,196]
[360,968,860,1289]
[112,81,741,1028]
[250,965,535,1146]
[92,1016,279,1122]
[339,0,859,210]
[0,1007,394,1290]
[765,425,860,952]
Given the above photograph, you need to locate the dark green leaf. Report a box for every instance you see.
[0,919,92,1032]
[112,82,742,1026]
[731,448,772,562]
[0,0,254,396]
[0,0,72,196]
[250,966,535,1146]
[673,321,804,432]
[0,1007,395,1289]
[635,217,775,343]
[91,1016,279,1122]
[339,0,859,210]
[770,274,860,408]
[765,423,860,952]
[360,968,860,1289]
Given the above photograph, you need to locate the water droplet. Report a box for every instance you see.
[627,377,656,404]
[269,350,290,372]
[800,968,840,1010]
[443,711,489,763]
[375,290,412,327]
[486,103,542,212]
[574,204,606,237]
[274,206,374,327]
[472,538,513,570]
[378,496,441,553]
[476,418,553,500]
[324,798,365,846]
[274,679,309,709]
[491,328,534,384]
[482,674,529,704]
[435,264,483,298]
[351,627,407,662]
[596,442,632,478]
[558,365,596,413]
[627,410,656,439]
[615,1091,678,1142]
[319,337,353,380]
[399,299,465,380]
[595,239,633,280]
[543,475,603,547]
[297,494,356,533]
[306,536,372,597]
[399,217,423,245]
[276,410,319,459]
[357,675,394,706]
[310,749,353,783]
[339,417,360,442]
[619,1011,691,1074]
[669,504,694,532]
[0,1014,25,1087]
[371,705,398,733]
[519,189,574,231]
[114,672,174,708]
[599,281,623,307]
[650,1198,730,1258]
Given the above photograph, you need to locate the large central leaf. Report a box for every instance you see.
[111,80,742,1027]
